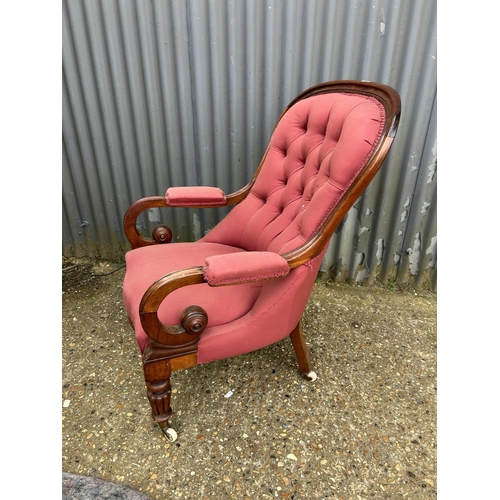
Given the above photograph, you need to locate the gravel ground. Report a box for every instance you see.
[62,257,437,500]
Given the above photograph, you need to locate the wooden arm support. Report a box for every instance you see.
[140,266,208,347]
[123,196,172,249]
[123,182,255,250]
[139,267,208,427]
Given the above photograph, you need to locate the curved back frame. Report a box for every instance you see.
[283,81,400,267]
[202,80,401,267]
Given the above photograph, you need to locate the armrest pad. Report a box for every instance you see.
[204,252,290,286]
[166,186,227,206]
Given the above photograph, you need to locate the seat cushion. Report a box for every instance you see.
[123,242,263,352]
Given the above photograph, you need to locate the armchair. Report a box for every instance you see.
[122,80,401,441]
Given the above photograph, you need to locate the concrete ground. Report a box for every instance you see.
[62,258,437,499]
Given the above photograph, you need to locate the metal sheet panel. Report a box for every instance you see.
[62,0,437,289]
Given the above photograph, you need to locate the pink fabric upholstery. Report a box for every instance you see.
[123,242,263,352]
[204,252,289,286]
[198,251,325,363]
[166,186,226,206]
[202,93,385,253]
[123,90,386,362]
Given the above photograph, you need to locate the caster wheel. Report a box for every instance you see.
[304,370,317,382]
[162,427,178,442]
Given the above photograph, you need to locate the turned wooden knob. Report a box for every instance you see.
[152,224,172,244]
[180,306,208,334]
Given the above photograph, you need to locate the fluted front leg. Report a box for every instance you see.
[143,358,173,424]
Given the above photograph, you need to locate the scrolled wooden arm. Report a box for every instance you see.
[139,266,207,346]
[123,182,255,249]
[123,196,171,249]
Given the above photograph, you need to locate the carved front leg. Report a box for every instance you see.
[143,358,173,424]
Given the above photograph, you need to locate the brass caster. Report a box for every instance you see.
[303,370,317,382]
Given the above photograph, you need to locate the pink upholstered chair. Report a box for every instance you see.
[122,80,401,441]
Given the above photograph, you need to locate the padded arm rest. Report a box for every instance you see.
[203,251,290,286]
[166,186,227,207]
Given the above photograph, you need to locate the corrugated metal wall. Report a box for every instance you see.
[62,0,437,290]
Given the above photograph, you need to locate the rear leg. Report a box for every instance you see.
[289,321,317,381]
